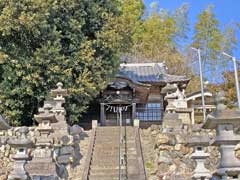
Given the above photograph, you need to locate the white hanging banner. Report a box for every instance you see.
[104,104,132,112]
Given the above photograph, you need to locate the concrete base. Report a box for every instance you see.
[133,119,140,127]
[8,160,28,180]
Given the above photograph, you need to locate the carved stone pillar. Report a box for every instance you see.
[100,103,105,126]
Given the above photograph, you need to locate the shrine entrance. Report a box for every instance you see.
[104,104,133,126]
[99,81,137,126]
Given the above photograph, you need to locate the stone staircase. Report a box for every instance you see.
[86,126,146,180]
[88,127,120,180]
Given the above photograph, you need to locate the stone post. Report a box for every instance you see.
[133,119,140,128]
[100,103,105,126]
[92,120,98,129]
[191,108,195,125]
[132,103,136,122]
[7,127,32,180]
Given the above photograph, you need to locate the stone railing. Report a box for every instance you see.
[135,127,147,180]
[81,127,96,180]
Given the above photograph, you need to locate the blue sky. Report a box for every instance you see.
[143,0,240,58]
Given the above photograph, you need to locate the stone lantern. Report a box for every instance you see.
[7,127,32,180]
[203,91,240,179]
[35,103,57,146]
[25,104,59,179]
[50,82,68,114]
[50,82,69,137]
[187,135,211,180]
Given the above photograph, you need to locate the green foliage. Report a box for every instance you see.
[192,5,224,61]
[145,161,154,170]
[191,5,238,86]
[0,0,122,125]
[131,3,189,75]
[222,23,238,53]
[116,0,144,52]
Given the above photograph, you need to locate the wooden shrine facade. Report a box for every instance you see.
[98,63,190,126]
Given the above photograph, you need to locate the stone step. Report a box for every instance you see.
[126,155,138,159]
[91,161,119,166]
[95,135,120,137]
[93,147,119,150]
[128,175,146,180]
[90,165,120,169]
[96,131,120,134]
[89,168,119,173]
[95,134,120,137]
[127,159,139,164]
[93,146,119,150]
[93,145,119,148]
[91,158,119,164]
[91,153,119,156]
[95,134,119,136]
[96,130,120,132]
[126,150,137,154]
[97,127,120,129]
[88,175,119,180]
[95,137,120,139]
[89,169,120,176]
[94,140,119,143]
[94,144,118,146]
[90,163,119,168]
[93,149,119,152]
[92,150,119,155]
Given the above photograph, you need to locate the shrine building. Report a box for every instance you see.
[81,62,211,128]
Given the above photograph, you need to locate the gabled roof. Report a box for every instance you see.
[116,63,189,85]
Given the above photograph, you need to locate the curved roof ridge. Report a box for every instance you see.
[117,63,190,84]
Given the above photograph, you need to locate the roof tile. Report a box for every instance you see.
[117,63,189,84]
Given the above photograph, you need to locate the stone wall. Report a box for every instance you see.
[0,83,92,180]
[140,125,219,180]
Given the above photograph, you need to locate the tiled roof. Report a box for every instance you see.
[116,63,189,85]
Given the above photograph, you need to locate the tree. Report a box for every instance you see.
[130,5,190,75]
[173,3,189,48]
[192,5,223,70]
[0,0,123,125]
[117,0,144,52]
[191,5,238,89]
